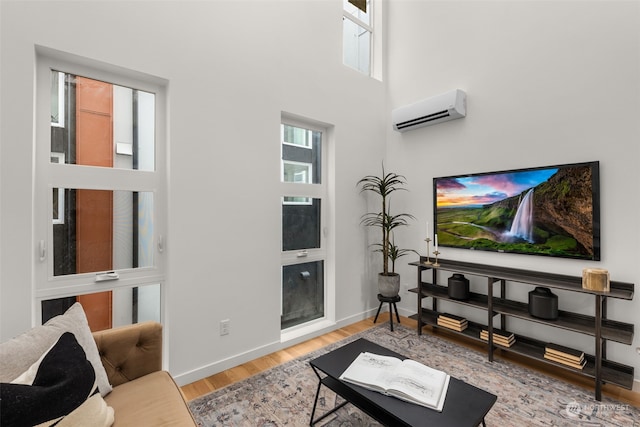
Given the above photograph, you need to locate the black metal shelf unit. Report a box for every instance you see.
[408,257,635,400]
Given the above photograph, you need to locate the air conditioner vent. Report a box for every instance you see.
[396,110,450,130]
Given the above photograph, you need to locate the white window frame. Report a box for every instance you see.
[283,196,313,206]
[280,115,333,340]
[282,124,313,149]
[34,47,168,327]
[282,159,313,185]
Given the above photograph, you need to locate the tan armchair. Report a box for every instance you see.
[93,322,196,426]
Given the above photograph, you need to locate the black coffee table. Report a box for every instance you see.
[309,338,497,426]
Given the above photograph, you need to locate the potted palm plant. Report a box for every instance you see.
[358,165,417,297]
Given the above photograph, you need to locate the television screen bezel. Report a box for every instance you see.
[433,161,601,261]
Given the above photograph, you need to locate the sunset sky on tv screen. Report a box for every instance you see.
[436,168,557,208]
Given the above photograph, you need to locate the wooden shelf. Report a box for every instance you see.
[410,284,634,345]
[491,298,634,345]
[409,259,634,300]
[410,308,487,344]
[409,257,636,400]
[501,335,635,391]
[410,309,635,391]
[409,285,491,312]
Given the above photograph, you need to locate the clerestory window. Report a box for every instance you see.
[343,0,373,75]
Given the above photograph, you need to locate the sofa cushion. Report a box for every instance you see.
[92,321,162,387]
[0,332,113,427]
[0,303,112,396]
[104,371,196,426]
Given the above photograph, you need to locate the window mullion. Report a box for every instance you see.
[36,270,164,298]
[281,250,324,265]
[49,164,159,192]
[281,183,323,198]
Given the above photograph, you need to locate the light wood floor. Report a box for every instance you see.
[181,314,640,406]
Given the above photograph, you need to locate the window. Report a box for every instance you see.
[282,124,313,148]
[343,0,372,75]
[282,160,312,185]
[281,261,324,330]
[280,119,327,331]
[35,50,166,331]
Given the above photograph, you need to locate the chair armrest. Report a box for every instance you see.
[92,321,163,387]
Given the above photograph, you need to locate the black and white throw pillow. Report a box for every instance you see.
[0,332,98,427]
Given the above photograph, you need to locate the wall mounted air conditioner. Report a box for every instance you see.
[392,89,466,132]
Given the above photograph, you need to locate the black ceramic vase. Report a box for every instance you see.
[448,273,470,300]
[528,286,558,320]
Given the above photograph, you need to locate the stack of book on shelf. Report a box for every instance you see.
[480,328,516,348]
[339,352,451,412]
[544,343,586,370]
[436,313,468,332]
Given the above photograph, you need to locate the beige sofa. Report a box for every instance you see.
[92,321,197,426]
[1,303,196,427]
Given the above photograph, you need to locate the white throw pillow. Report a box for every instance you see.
[0,302,112,396]
[48,394,115,427]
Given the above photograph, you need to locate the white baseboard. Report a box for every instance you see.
[173,307,640,394]
[172,308,379,387]
[173,338,283,387]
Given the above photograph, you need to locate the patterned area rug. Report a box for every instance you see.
[188,323,639,426]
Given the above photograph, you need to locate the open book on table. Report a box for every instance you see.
[338,352,450,412]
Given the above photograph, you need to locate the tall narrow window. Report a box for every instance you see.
[35,51,166,331]
[280,120,326,330]
[343,0,372,75]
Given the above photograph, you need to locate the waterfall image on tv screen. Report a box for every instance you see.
[434,161,600,260]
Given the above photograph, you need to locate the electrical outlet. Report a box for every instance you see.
[220,319,230,336]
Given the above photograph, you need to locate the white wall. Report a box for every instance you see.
[2,0,639,390]
[385,1,640,386]
[0,0,386,384]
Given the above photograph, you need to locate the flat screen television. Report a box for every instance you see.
[434,161,600,261]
